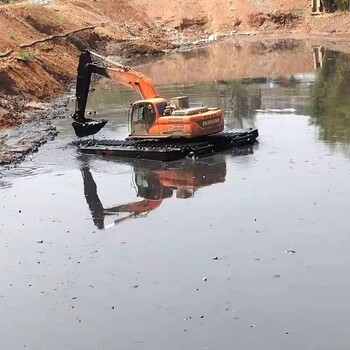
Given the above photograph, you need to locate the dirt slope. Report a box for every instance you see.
[133,0,309,32]
[0,0,174,128]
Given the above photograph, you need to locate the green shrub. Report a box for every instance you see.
[18,50,30,61]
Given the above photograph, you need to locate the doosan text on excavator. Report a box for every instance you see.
[72,50,258,161]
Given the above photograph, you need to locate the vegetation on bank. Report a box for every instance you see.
[310,49,350,149]
[324,0,350,11]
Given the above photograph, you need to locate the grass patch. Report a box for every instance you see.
[18,50,31,61]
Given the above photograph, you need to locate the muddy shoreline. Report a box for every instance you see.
[0,96,68,168]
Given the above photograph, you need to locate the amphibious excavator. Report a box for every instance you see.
[72,50,258,161]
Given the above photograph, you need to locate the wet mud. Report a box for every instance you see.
[1,39,350,349]
[0,97,68,168]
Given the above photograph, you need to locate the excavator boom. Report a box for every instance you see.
[106,67,159,100]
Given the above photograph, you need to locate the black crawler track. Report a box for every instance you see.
[73,129,258,162]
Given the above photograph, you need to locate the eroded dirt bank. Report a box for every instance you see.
[2,0,350,165]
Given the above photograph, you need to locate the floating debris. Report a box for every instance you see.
[212,256,219,260]
[202,277,207,282]
[285,250,296,254]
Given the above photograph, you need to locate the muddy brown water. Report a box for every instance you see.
[1,39,350,349]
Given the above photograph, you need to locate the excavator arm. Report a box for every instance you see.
[81,166,162,229]
[73,50,109,122]
[72,50,159,137]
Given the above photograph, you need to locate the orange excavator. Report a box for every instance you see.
[72,50,224,139]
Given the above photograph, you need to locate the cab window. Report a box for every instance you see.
[156,102,167,116]
[131,102,156,129]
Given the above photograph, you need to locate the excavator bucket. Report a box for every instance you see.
[72,119,108,138]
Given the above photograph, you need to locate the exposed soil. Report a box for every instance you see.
[2,0,350,165]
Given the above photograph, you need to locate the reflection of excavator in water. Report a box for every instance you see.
[81,154,235,229]
[72,50,258,161]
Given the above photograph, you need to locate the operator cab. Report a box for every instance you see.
[130,98,167,136]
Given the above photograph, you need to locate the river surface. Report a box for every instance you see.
[1,39,350,349]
